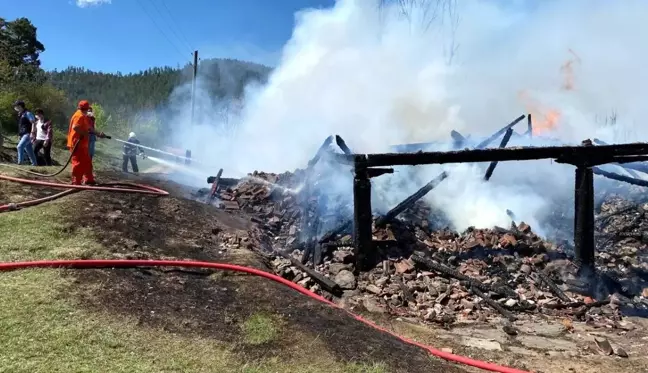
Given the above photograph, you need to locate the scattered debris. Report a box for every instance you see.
[209,170,648,333]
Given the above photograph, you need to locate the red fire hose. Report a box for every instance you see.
[0,259,530,373]
[0,162,529,372]
[0,174,168,212]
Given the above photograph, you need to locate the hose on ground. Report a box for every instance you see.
[0,259,530,373]
[0,175,168,212]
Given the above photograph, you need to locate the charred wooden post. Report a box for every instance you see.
[207,168,224,202]
[527,114,533,138]
[375,171,448,227]
[335,135,353,155]
[353,157,374,271]
[307,136,334,168]
[484,128,514,181]
[450,130,466,149]
[574,165,595,268]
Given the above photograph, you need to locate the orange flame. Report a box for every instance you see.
[516,49,580,135]
[518,90,561,135]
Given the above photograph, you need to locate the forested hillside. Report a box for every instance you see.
[1,15,272,144]
[47,59,271,114]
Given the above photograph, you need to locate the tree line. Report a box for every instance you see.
[1,16,271,146]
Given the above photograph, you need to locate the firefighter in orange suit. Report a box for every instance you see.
[67,100,96,185]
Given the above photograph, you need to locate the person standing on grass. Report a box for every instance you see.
[12,100,37,166]
[85,107,107,159]
[32,109,54,166]
[67,100,96,185]
[122,132,143,174]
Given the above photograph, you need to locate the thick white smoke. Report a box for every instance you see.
[167,0,648,234]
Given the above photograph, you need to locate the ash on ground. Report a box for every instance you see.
[205,170,648,333]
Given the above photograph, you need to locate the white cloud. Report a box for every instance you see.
[76,0,111,8]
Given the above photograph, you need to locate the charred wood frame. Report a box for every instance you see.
[343,140,648,271]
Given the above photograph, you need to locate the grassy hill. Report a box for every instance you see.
[0,139,470,373]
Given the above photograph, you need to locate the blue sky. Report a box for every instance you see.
[2,0,335,73]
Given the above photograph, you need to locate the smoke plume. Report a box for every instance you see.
[167,0,648,234]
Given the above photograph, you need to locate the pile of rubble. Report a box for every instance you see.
[213,170,648,327]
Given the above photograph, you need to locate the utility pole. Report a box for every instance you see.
[190,50,198,125]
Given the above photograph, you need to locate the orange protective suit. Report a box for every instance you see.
[67,109,95,185]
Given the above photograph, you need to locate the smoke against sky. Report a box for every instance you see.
[168,0,648,233]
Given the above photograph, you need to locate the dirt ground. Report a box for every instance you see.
[3,151,648,372]
[1,161,470,372]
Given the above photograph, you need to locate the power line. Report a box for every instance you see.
[134,0,190,60]
[159,0,196,52]
[145,0,194,55]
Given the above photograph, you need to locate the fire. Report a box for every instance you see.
[518,91,562,135]
[515,49,579,135]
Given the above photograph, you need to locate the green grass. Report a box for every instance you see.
[0,269,389,373]
[0,201,103,261]
[0,189,390,373]
[0,270,245,373]
[241,313,280,345]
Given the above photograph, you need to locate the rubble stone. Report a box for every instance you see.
[335,270,357,290]
[227,170,648,334]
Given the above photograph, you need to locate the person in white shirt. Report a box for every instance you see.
[33,108,53,166]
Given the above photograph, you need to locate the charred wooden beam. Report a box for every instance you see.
[484,128,514,181]
[411,253,516,297]
[592,138,648,175]
[340,142,648,168]
[307,136,334,168]
[450,130,466,148]
[612,155,648,164]
[319,219,352,244]
[469,285,517,322]
[276,250,342,295]
[367,167,394,178]
[375,171,448,227]
[207,168,223,202]
[592,167,648,187]
[335,135,353,155]
[574,165,595,268]
[534,270,571,303]
[474,114,526,149]
[526,114,533,137]
[353,159,374,271]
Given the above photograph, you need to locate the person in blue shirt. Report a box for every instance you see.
[13,100,38,166]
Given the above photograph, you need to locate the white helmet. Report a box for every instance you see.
[129,132,136,138]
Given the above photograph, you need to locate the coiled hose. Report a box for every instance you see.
[0,259,531,373]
